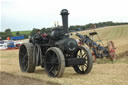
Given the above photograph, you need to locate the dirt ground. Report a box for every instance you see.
[0,49,128,85]
[0,72,60,85]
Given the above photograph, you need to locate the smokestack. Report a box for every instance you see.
[60,9,69,34]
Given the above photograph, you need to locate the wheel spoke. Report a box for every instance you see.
[81,65,84,71]
[84,64,87,67]
[80,50,82,57]
[48,64,59,76]
[82,53,87,58]
[48,66,54,73]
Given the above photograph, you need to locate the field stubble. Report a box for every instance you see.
[0,49,128,85]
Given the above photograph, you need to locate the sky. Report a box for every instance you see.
[1,0,128,32]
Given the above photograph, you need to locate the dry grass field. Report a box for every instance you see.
[0,25,128,85]
[71,25,128,54]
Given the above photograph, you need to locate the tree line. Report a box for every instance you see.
[31,21,128,34]
[0,21,128,40]
[69,21,128,31]
[0,29,29,40]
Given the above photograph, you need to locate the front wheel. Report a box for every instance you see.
[44,47,65,77]
[73,46,93,74]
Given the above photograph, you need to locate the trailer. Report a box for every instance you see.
[11,35,24,40]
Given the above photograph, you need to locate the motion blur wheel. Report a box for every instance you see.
[33,44,42,66]
[73,46,93,74]
[44,47,65,77]
[19,43,35,73]
[107,41,116,62]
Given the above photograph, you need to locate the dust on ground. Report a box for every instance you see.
[0,72,60,85]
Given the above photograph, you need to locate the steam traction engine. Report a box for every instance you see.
[19,9,93,77]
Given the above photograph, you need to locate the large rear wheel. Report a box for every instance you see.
[44,47,65,77]
[19,43,36,73]
[73,46,93,74]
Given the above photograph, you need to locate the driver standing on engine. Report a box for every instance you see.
[29,29,49,45]
[34,29,41,38]
[29,29,42,44]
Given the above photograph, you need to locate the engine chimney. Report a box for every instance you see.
[60,9,69,34]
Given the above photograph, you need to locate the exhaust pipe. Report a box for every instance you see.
[60,9,69,34]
